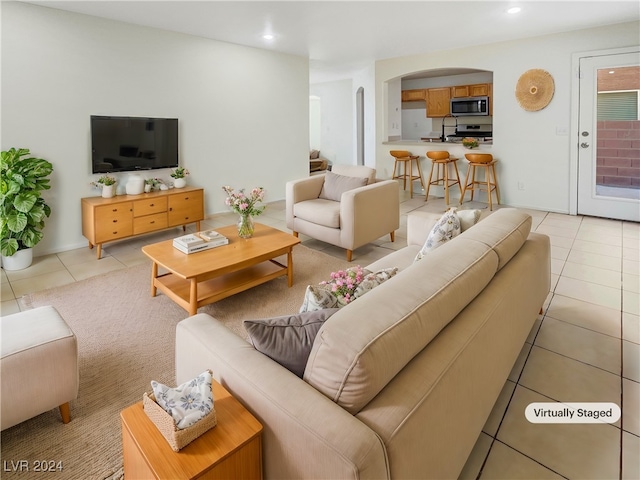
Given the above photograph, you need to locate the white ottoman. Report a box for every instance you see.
[1,306,79,430]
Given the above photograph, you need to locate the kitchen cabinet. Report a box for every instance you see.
[82,186,204,259]
[451,85,470,98]
[451,83,490,98]
[401,89,427,102]
[426,87,451,117]
[470,83,490,96]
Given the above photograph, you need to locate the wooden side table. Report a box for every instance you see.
[121,378,263,479]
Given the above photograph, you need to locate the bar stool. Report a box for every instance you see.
[460,153,500,210]
[425,151,462,206]
[390,150,425,199]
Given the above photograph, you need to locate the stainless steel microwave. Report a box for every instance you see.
[450,96,489,116]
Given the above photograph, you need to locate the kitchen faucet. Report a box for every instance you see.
[441,114,458,142]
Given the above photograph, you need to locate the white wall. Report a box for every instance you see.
[376,21,640,213]
[1,2,309,255]
[309,80,353,165]
[309,64,376,168]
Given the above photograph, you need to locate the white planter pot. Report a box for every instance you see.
[102,184,116,198]
[2,248,33,271]
[173,178,187,188]
[126,175,145,195]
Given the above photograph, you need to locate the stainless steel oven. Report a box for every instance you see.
[450,96,489,116]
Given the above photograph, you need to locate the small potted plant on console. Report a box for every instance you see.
[170,167,189,188]
[91,174,117,198]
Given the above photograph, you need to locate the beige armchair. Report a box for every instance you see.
[286,165,399,261]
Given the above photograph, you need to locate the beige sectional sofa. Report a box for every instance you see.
[175,208,550,479]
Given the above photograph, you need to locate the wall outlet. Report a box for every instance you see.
[518,182,525,190]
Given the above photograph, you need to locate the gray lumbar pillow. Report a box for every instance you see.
[318,171,368,202]
[244,308,340,378]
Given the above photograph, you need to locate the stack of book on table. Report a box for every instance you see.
[173,230,229,254]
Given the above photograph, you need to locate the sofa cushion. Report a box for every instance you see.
[364,246,422,273]
[244,309,339,378]
[294,199,341,228]
[319,171,368,202]
[459,208,532,270]
[304,208,532,414]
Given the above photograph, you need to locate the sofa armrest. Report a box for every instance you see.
[339,180,400,250]
[286,175,326,229]
[176,315,388,480]
[407,211,441,247]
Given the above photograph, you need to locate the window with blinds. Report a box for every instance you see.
[597,91,639,120]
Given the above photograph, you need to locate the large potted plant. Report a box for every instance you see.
[1,148,54,270]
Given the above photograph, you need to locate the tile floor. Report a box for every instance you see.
[1,188,638,479]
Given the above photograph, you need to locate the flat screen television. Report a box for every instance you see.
[91,115,178,173]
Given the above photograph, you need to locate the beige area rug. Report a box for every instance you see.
[0,245,348,480]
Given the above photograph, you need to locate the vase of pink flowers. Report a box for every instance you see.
[222,186,266,238]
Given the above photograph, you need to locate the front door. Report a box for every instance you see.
[577,50,640,221]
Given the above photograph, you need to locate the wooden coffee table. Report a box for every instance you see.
[142,223,301,315]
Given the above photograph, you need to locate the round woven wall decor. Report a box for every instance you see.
[515,69,555,111]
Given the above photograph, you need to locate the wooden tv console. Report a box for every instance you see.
[81,186,204,259]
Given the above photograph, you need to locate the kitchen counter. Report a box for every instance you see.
[383,139,492,147]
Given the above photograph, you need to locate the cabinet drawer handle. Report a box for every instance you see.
[113,231,118,235]
[185,197,189,200]
[112,208,118,212]
[112,220,118,223]
[150,221,155,224]
[169,207,173,211]
[150,203,154,207]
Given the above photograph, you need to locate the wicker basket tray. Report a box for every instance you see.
[143,388,217,452]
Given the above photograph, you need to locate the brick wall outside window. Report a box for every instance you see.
[596,120,640,188]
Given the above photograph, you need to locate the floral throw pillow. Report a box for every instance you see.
[415,208,461,261]
[151,370,214,430]
[353,267,399,299]
[299,284,340,312]
[300,266,399,312]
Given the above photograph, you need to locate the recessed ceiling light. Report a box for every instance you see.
[507,7,522,14]
[262,34,274,40]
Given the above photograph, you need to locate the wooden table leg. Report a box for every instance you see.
[96,243,102,259]
[151,262,158,297]
[189,278,198,315]
[287,248,294,287]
